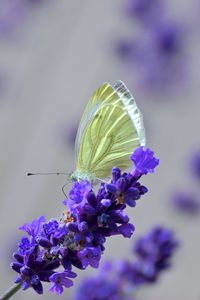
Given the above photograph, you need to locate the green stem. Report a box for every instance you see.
[0,283,22,300]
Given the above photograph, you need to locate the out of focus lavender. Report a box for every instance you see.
[117,0,189,93]
[124,0,165,24]
[59,124,78,149]
[0,0,26,36]
[0,0,47,97]
[73,269,123,300]
[190,150,200,180]
[169,148,200,216]
[118,22,186,92]
[171,191,200,215]
[73,226,178,300]
[0,0,44,37]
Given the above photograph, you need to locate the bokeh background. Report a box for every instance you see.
[0,0,200,299]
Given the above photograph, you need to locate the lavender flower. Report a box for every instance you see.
[60,124,78,149]
[11,218,65,294]
[19,215,45,241]
[49,271,77,295]
[132,226,178,281]
[124,0,165,24]
[190,150,200,180]
[106,168,148,207]
[171,191,200,215]
[118,21,185,92]
[77,247,101,268]
[117,0,188,93]
[0,0,44,37]
[74,276,124,300]
[64,180,92,212]
[130,146,159,176]
[0,0,26,36]
[73,226,178,300]
[74,261,130,300]
[11,147,159,295]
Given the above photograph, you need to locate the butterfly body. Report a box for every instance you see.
[73,80,145,182]
[70,170,96,182]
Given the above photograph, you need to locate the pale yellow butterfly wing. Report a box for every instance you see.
[75,81,145,180]
[75,83,119,160]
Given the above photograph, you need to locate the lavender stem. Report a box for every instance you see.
[0,283,22,300]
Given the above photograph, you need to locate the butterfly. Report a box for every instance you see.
[71,80,146,182]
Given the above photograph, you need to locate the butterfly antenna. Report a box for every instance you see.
[27,172,68,176]
[62,181,71,199]
[27,172,71,198]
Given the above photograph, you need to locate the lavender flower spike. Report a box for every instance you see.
[191,150,200,180]
[74,225,178,300]
[171,191,200,215]
[124,0,165,24]
[7,146,159,298]
[131,146,159,176]
[133,226,178,282]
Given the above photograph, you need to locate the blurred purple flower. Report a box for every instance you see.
[0,0,26,36]
[171,191,200,215]
[0,0,44,37]
[124,0,165,24]
[133,226,178,281]
[73,225,178,300]
[74,276,124,300]
[117,21,186,92]
[190,150,200,180]
[59,124,78,149]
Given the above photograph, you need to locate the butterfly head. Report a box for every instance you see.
[69,171,78,182]
[69,170,97,184]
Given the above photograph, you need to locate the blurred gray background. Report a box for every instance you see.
[0,1,200,299]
